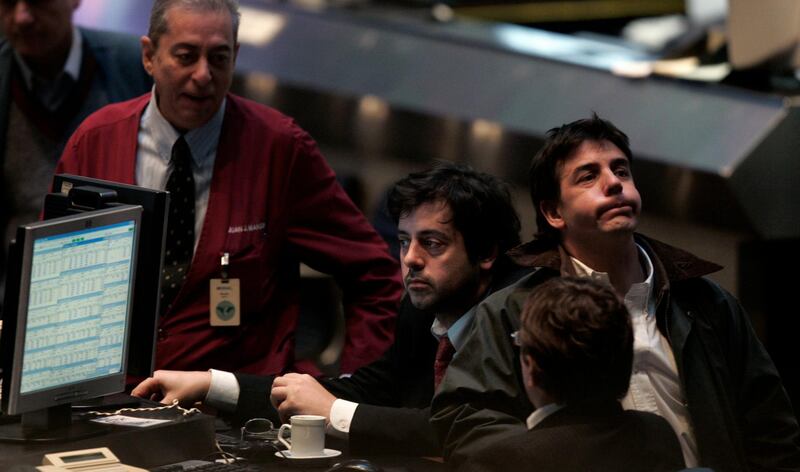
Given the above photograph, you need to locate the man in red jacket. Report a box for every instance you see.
[55,0,401,376]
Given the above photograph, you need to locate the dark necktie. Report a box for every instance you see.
[434,335,456,390]
[160,136,195,316]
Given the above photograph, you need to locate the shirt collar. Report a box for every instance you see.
[569,244,655,317]
[14,27,82,90]
[63,27,82,80]
[430,305,476,351]
[141,86,226,169]
[630,245,655,317]
[526,403,565,430]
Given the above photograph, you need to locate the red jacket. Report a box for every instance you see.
[57,93,401,376]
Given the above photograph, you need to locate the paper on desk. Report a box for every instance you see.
[612,57,731,82]
[90,415,172,428]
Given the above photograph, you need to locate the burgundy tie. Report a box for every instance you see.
[434,335,456,389]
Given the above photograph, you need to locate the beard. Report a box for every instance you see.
[404,270,482,317]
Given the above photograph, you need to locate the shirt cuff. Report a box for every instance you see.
[327,399,359,440]
[204,369,240,412]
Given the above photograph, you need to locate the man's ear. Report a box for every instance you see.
[478,245,498,271]
[141,36,155,76]
[540,200,565,231]
[520,352,537,390]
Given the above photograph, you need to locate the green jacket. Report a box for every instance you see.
[431,235,800,472]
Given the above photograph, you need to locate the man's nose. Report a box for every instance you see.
[402,242,425,271]
[13,1,35,25]
[603,170,623,195]
[192,57,212,85]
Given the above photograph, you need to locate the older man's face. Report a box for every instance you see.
[141,6,238,131]
[0,0,79,68]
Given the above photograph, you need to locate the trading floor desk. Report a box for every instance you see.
[0,400,445,472]
[210,433,446,472]
[0,399,217,469]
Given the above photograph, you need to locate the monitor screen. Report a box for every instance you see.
[1,205,141,423]
[45,174,169,380]
[20,219,135,395]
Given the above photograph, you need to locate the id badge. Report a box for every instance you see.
[210,278,240,326]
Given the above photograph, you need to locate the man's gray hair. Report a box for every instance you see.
[148,0,240,46]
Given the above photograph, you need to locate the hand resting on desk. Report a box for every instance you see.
[131,370,211,408]
[270,373,336,423]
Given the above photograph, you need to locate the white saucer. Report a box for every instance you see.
[274,448,342,461]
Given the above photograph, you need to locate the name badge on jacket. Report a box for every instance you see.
[210,252,240,326]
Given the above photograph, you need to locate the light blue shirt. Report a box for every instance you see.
[430,306,476,350]
[135,88,225,251]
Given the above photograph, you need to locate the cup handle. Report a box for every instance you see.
[278,424,292,450]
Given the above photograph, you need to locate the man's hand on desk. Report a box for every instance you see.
[270,373,336,423]
[131,370,211,408]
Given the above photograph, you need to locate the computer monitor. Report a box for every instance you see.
[0,205,142,441]
[44,175,169,381]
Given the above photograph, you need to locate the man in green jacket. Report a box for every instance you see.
[431,114,800,471]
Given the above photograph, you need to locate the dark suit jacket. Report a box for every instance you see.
[0,28,151,165]
[461,402,685,472]
[235,297,439,455]
[234,264,531,456]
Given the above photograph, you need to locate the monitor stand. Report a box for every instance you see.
[0,404,109,443]
[71,392,142,411]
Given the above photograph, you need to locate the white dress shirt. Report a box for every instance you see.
[526,403,565,430]
[570,245,698,467]
[13,27,82,111]
[135,89,225,251]
[206,368,240,411]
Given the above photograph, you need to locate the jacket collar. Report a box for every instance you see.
[507,234,721,343]
[507,233,722,284]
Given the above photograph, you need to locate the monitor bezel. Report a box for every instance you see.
[1,205,142,416]
[48,174,169,380]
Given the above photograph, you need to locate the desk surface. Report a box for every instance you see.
[193,453,444,472]
[0,411,444,472]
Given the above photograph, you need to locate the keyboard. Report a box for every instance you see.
[150,460,263,472]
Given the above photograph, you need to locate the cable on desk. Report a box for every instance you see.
[78,399,201,418]
[203,445,239,465]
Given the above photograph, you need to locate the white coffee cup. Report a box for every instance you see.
[278,414,326,457]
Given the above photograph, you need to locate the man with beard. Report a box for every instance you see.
[133,162,524,455]
[431,114,800,471]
